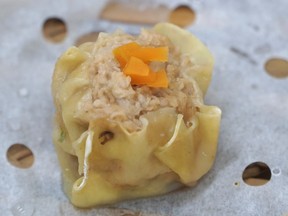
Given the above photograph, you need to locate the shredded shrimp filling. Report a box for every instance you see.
[81,30,198,132]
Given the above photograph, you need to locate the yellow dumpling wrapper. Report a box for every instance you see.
[52,23,221,207]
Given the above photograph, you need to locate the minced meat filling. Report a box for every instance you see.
[84,29,197,132]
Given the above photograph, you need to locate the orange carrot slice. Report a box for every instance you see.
[135,47,168,62]
[113,42,169,88]
[123,56,149,76]
[130,69,157,86]
[113,42,140,68]
[114,42,168,66]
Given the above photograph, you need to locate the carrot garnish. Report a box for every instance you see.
[135,47,168,63]
[113,42,140,68]
[123,56,149,76]
[113,42,169,88]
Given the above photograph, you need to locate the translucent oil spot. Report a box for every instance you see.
[18,88,29,97]
[75,32,100,46]
[265,58,288,78]
[234,182,240,186]
[242,161,271,186]
[11,203,34,216]
[169,5,196,27]
[6,144,34,169]
[272,167,281,176]
[43,17,67,43]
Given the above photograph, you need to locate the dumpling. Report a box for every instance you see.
[51,23,221,208]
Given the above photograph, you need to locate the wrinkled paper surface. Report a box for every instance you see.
[1,0,288,215]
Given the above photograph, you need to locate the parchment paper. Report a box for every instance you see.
[1,0,288,215]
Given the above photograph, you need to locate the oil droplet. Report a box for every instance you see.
[7,121,21,131]
[11,203,34,216]
[234,182,240,186]
[18,88,29,97]
[272,167,281,176]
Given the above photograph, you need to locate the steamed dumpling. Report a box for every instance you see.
[52,23,221,207]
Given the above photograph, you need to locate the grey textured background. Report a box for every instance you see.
[0,0,288,215]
